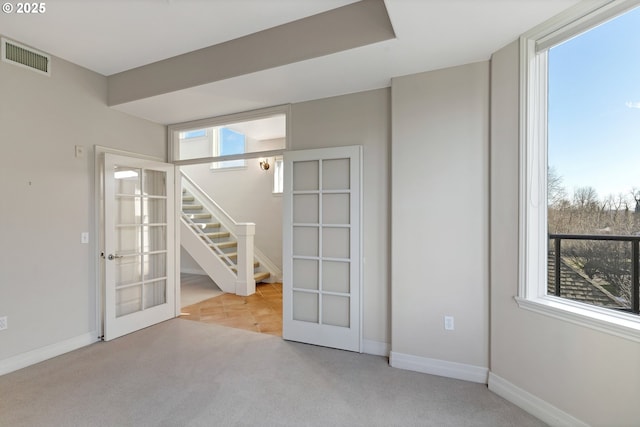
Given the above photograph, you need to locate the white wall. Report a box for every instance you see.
[180,137,284,271]
[390,62,490,374]
[0,47,166,362]
[490,40,640,426]
[290,88,391,348]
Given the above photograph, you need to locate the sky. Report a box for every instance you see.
[548,5,640,203]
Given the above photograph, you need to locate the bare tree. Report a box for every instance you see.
[547,166,567,207]
[573,186,599,210]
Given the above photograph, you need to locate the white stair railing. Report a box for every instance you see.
[181,171,255,296]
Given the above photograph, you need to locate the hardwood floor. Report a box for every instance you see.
[180,282,283,337]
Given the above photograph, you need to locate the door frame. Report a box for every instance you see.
[94,146,181,339]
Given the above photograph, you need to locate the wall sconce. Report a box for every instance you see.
[259,158,270,171]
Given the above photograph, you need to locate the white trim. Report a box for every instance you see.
[0,332,98,376]
[515,296,640,343]
[362,340,389,357]
[168,104,291,164]
[389,351,488,384]
[518,0,640,340]
[488,373,589,427]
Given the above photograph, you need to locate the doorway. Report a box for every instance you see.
[169,107,287,337]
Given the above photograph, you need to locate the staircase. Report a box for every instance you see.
[180,174,276,296]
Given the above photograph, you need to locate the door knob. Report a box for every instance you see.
[107,254,123,260]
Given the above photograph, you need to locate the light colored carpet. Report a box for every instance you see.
[0,319,545,427]
[180,273,224,308]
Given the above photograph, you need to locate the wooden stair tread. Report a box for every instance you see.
[254,272,271,283]
[182,204,203,211]
[200,232,230,239]
[214,241,237,249]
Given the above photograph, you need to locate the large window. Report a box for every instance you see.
[519,0,640,340]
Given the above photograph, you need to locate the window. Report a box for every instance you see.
[212,127,246,169]
[273,156,283,194]
[169,105,289,165]
[519,0,640,341]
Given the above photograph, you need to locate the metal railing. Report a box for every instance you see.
[549,233,640,314]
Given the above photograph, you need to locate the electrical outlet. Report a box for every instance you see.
[0,316,7,331]
[444,316,454,331]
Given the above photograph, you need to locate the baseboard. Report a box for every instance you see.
[389,351,488,384]
[0,332,98,376]
[363,339,390,357]
[488,373,588,427]
[180,268,206,275]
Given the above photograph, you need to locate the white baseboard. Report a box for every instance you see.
[363,339,390,357]
[389,351,488,384]
[0,332,98,376]
[488,373,588,427]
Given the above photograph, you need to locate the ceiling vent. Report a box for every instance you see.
[1,38,50,76]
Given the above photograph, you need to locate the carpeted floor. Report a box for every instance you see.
[0,319,546,427]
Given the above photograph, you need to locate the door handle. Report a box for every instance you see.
[107,254,123,260]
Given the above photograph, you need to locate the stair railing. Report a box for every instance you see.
[181,171,256,296]
[181,212,236,268]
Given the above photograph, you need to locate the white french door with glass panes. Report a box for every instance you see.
[283,146,362,352]
[102,153,176,341]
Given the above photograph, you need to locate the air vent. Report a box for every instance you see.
[1,38,50,76]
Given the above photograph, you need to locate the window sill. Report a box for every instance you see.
[515,295,640,343]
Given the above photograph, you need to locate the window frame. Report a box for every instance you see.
[517,0,640,342]
[273,156,283,194]
[168,104,290,166]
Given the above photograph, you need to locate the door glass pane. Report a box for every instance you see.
[116,197,140,224]
[322,227,349,259]
[293,226,318,257]
[116,226,140,256]
[115,167,141,195]
[143,253,166,281]
[322,158,349,190]
[293,161,319,191]
[293,291,318,323]
[322,194,350,224]
[143,170,166,196]
[142,226,166,252]
[293,259,319,290]
[322,295,350,327]
[144,198,166,223]
[322,261,350,293]
[115,256,142,286]
[293,194,319,223]
[116,286,142,317]
[144,280,166,309]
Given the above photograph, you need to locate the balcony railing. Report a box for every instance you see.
[549,233,640,314]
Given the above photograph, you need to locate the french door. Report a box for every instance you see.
[102,153,176,341]
[282,146,362,352]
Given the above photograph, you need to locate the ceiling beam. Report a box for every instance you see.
[107,0,395,107]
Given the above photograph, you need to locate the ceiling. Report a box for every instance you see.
[0,0,581,125]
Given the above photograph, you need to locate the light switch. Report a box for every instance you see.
[81,232,89,244]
